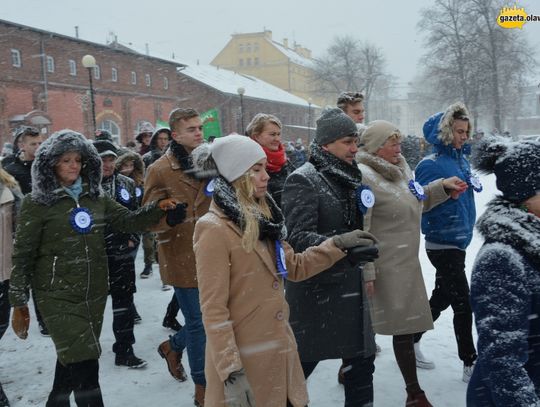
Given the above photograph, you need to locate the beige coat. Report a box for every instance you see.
[193,202,345,407]
[0,185,15,282]
[142,149,211,287]
[358,152,448,335]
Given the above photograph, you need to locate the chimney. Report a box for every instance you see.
[74,26,79,39]
[264,30,272,40]
[145,43,149,55]
[283,38,289,48]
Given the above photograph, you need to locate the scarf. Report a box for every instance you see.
[169,141,194,174]
[63,176,83,201]
[476,197,540,271]
[213,176,286,241]
[263,144,287,173]
[309,142,363,190]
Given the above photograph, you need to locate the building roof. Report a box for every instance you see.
[269,40,314,69]
[179,64,313,107]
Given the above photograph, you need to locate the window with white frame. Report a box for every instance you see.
[239,59,244,66]
[46,56,55,73]
[254,57,259,66]
[131,71,137,85]
[69,59,77,76]
[112,68,118,82]
[163,77,169,90]
[94,65,101,80]
[99,119,121,144]
[246,58,252,66]
[246,43,251,53]
[239,43,244,53]
[145,74,151,87]
[11,49,21,67]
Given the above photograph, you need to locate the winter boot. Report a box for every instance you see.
[157,340,187,381]
[194,384,205,407]
[406,390,433,407]
[115,354,148,369]
[163,315,183,331]
[337,363,346,385]
[0,382,9,407]
[140,263,153,279]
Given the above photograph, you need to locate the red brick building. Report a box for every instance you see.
[0,19,316,149]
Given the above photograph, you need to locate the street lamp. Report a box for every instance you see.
[237,87,245,134]
[307,98,313,143]
[81,54,97,135]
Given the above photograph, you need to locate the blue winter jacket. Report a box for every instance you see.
[467,243,540,406]
[415,112,476,249]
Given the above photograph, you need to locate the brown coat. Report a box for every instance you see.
[358,152,448,335]
[193,202,346,407]
[142,149,211,287]
[0,185,15,282]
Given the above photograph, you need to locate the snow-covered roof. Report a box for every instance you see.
[179,64,313,107]
[269,40,314,69]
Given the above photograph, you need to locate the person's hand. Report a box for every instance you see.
[442,176,468,199]
[224,369,256,407]
[365,281,375,298]
[158,198,178,211]
[333,230,378,250]
[347,245,379,266]
[12,305,30,339]
[166,203,188,227]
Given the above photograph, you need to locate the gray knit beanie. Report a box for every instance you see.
[360,120,402,153]
[315,107,358,145]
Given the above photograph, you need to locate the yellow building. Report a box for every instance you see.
[211,30,324,106]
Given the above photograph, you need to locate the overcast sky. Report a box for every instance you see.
[3,0,540,85]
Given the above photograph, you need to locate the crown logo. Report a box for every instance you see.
[497,5,528,29]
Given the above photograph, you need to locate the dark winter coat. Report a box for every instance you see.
[267,161,294,208]
[142,127,171,169]
[102,173,140,295]
[282,145,376,361]
[467,198,540,406]
[4,155,32,194]
[8,131,164,365]
[416,103,477,249]
[115,152,145,205]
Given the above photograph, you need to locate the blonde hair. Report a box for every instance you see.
[246,113,282,138]
[232,171,272,252]
[0,163,18,189]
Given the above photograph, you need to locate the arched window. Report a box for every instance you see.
[98,119,121,144]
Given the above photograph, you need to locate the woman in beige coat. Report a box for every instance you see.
[357,121,467,407]
[192,135,378,407]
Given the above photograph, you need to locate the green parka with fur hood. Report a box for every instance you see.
[9,130,164,365]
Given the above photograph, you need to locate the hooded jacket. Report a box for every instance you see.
[142,127,171,169]
[9,130,164,364]
[415,103,476,249]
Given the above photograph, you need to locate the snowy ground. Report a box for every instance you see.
[0,174,497,407]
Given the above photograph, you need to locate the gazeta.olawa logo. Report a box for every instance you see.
[497,4,540,29]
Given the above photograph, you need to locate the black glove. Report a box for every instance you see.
[166,203,187,227]
[224,369,255,407]
[347,244,379,266]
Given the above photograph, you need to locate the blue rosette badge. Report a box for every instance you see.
[469,174,483,193]
[135,187,142,199]
[356,185,375,214]
[118,187,131,204]
[70,207,94,234]
[408,180,427,201]
[204,179,215,197]
[275,240,288,279]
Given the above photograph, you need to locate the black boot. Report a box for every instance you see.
[162,315,182,331]
[140,263,153,278]
[115,354,147,369]
[0,382,9,407]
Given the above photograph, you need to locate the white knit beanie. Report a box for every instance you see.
[210,135,266,182]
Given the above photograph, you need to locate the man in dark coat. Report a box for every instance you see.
[142,127,172,170]
[282,107,378,407]
[93,140,146,369]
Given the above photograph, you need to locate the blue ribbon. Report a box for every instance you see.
[275,240,288,279]
[135,187,142,198]
[408,180,427,201]
[70,207,94,234]
[355,185,375,215]
[117,187,131,204]
[469,175,483,193]
[204,179,215,197]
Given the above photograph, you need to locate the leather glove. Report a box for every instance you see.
[166,203,188,227]
[158,198,178,211]
[333,229,378,250]
[224,369,256,407]
[12,305,30,339]
[347,245,379,266]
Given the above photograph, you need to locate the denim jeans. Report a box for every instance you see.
[169,287,206,385]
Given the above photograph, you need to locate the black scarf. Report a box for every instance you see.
[212,176,286,241]
[476,197,540,271]
[309,142,363,190]
[169,141,194,174]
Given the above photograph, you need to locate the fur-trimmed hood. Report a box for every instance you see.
[356,150,410,182]
[116,150,145,186]
[423,102,472,150]
[31,130,102,206]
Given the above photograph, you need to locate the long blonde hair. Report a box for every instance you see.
[0,162,18,189]
[232,171,272,252]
